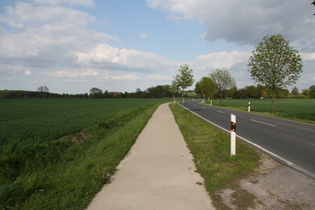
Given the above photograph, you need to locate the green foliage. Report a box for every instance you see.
[248,34,303,113]
[309,85,315,99]
[196,77,216,100]
[173,64,194,93]
[173,64,194,110]
[0,99,168,209]
[209,69,236,104]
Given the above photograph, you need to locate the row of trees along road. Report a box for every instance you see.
[192,34,304,114]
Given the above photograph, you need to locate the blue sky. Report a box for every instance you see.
[0,0,314,94]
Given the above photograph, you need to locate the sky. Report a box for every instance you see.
[0,0,314,94]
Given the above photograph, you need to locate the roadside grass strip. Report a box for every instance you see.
[170,104,260,209]
[205,99,315,124]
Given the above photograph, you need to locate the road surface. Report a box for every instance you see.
[182,100,315,179]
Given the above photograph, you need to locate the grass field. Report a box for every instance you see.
[207,99,315,123]
[0,98,170,146]
[0,98,170,209]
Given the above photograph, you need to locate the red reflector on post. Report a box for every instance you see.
[231,122,236,132]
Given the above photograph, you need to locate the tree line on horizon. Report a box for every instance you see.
[1,83,314,100]
[1,35,314,104]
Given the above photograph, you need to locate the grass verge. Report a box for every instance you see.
[203,99,315,124]
[0,103,160,209]
[169,104,260,209]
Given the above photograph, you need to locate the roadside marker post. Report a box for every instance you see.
[230,114,236,156]
[248,102,251,112]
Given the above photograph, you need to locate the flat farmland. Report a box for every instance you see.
[209,99,315,123]
[0,98,170,209]
[0,98,170,145]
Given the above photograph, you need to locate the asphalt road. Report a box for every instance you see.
[182,100,315,179]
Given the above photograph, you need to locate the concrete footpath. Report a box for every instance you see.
[87,103,215,210]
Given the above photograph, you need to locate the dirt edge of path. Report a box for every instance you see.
[217,152,315,210]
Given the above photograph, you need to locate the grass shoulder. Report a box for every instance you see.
[169,103,260,209]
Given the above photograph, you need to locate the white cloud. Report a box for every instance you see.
[76,43,179,72]
[32,0,95,7]
[43,69,101,78]
[112,74,140,80]
[147,74,171,80]
[25,70,32,75]
[1,0,314,93]
[301,52,315,61]
[0,2,117,69]
[191,51,250,70]
[147,0,315,51]
[140,33,147,38]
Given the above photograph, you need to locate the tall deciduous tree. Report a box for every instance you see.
[173,64,194,111]
[291,87,299,96]
[89,87,103,98]
[309,85,315,99]
[37,86,49,92]
[209,69,236,105]
[248,34,303,113]
[198,77,216,101]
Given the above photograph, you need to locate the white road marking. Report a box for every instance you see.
[181,104,315,179]
[216,110,225,113]
[251,119,276,127]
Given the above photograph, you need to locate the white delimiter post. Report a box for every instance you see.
[230,114,236,156]
[248,102,251,112]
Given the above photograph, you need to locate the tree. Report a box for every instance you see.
[248,34,303,113]
[37,86,49,92]
[170,80,180,102]
[209,69,236,105]
[302,88,310,98]
[291,87,299,96]
[173,64,194,111]
[246,85,258,98]
[312,0,315,15]
[309,85,315,99]
[89,87,103,98]
[198,77,216,101]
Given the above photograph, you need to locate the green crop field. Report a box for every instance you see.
[0,98,170,209]
[207,99,315,123]
[0,98,170,145]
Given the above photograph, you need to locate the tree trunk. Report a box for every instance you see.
[182,91,184,112]
[271,89,275,114]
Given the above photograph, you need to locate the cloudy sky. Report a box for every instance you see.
[0,0,314,94]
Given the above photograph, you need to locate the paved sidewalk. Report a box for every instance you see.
[87,103,215,210]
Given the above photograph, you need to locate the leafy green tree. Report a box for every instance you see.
[209,69,236,105]
[302,88,310,98]
[194,81,201,96]
[37,86,49,92]
[248,34,303,113]
[309,85,315,99]
[89,87,103,98]
[198,77,216,101]
[170,80,180,102]
[173,64,194,111]
[246,85,257,98]
[291,87,299,96]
